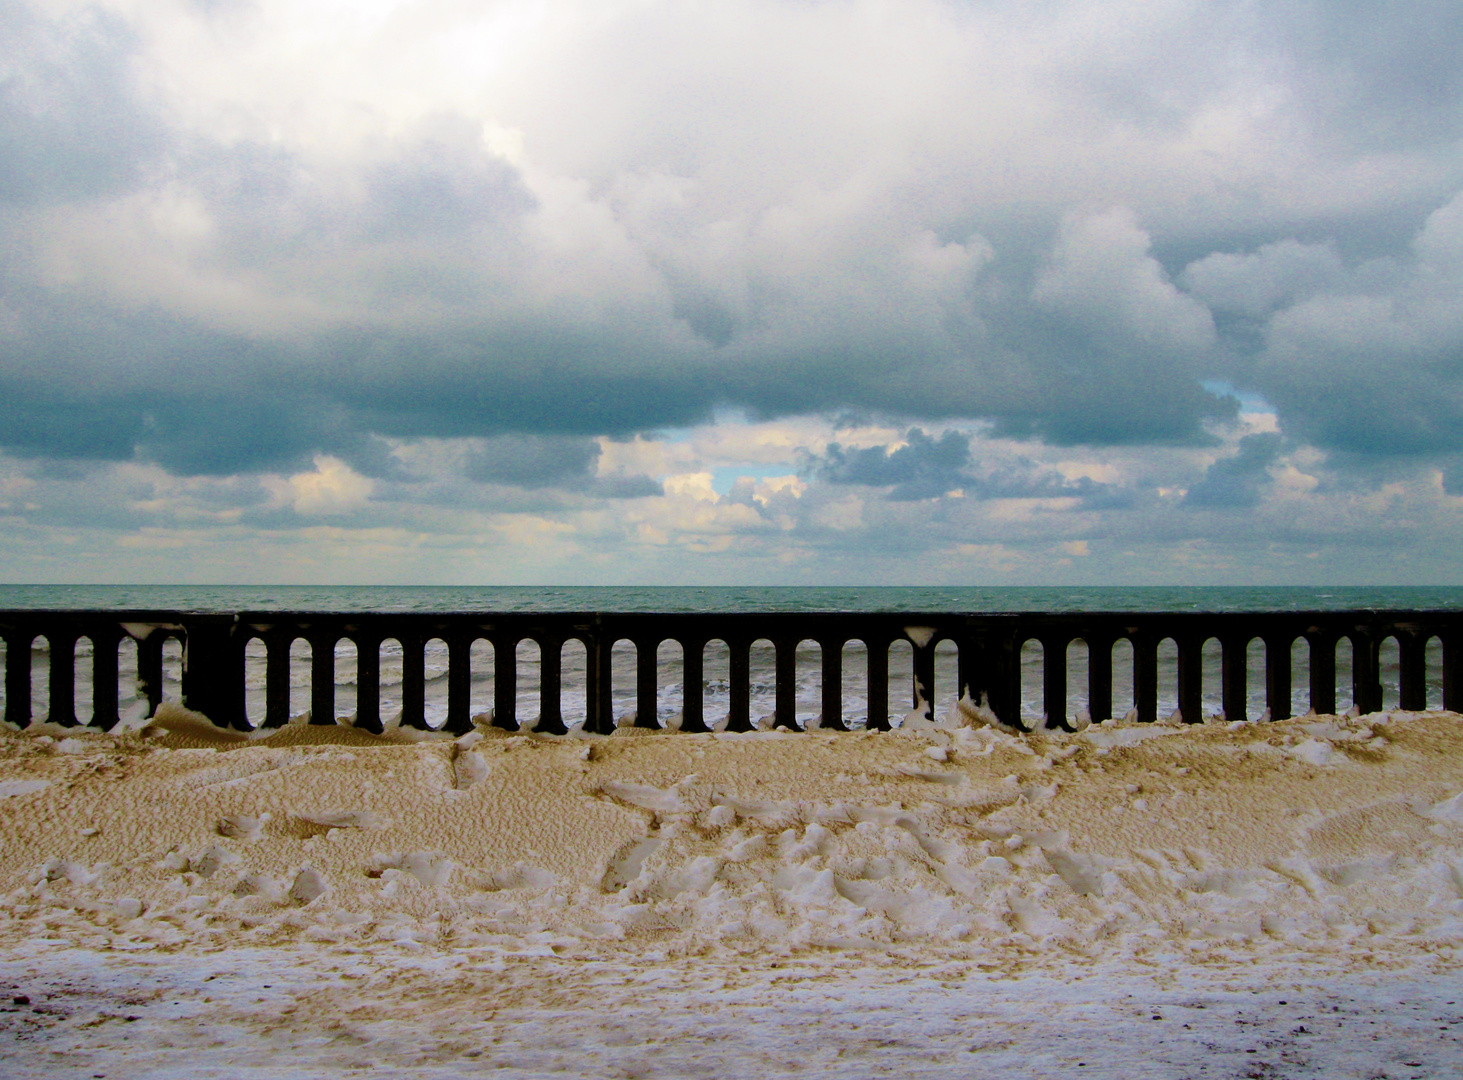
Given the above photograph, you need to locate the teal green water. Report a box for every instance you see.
[1,584,1460,613]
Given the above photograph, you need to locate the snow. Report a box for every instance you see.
[0,945,1458,1079]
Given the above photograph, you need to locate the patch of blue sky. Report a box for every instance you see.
[708,465,800,496]
[1202,380,1276,416]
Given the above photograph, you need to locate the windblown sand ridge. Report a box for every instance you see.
[2,705,1462,976]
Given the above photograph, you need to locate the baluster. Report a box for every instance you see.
[47,630,78,727]
[226,627,251,732]
[727,639,752,732]
[265,633,291,728]
[585,635,612,734]
[1176,636,1203,724]
[1398,631,1427,711]
[1221,636,1247,723]
[355,635,383,734]
[1309,632,1336,715]
[493,637,518,731]
[1444,631,1463,713]
[1265,635,1292,721]
[90,626,121,730]
[310,633,336,725]
[135,631,164,719]
[982,633,1019,728]
[400,635,427,729]
[4,631,32,729]
[911,636,935,723]
[865,636,890,730]
[1133,634,1158,724]
[446,635,473,734]
[1087,633,1113,724]
[1352,632,1382,714]
[680,637,708,733]
[1043,636,1069,730]
[182,620,245,730]
[957,635,982,712]
[774,638,798,730]
[537,637,565,734]
[635,638,659,729]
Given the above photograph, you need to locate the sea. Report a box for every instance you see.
[2,585,1460,731]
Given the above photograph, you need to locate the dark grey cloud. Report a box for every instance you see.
[464,434,659,497]
[1443,462,1463,497]
[463,435,597,488]
[1217,196,1463,459]
[1277,0,1463,152]
[185,117,536,277]
[1184,433,1284,509]
[362,119,535,242]
[0,2,164,205]
[820,429,971,501]
[816,428,1117,504]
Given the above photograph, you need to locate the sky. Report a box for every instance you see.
[1,0,1462,585]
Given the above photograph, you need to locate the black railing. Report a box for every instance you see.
[2,609,1461,734]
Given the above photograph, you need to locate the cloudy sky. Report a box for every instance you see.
[1,0,1461,585]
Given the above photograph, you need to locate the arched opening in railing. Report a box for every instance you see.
[1156,637,1179,721]
[378,637,405,725]
[288,637,311,721]
[841,638,869,729]
[1378,635,1401,711]
[119,635,143,726]
[657,638,683,729]
[1017,637,1042,728]
[32,634,51,722]
[702,638,731,730]
[74,635,95,727]
[550,635,576,728]
[469,638,493,723]
[515,638,541,729]
[1065,638,1090,725]
[1200,637,1223,721]
[423,636,450,729]
[933,637,959,724]
[335,638,358,724]
[749,637,776,728]
[1426,635,1444,709]
[244,636,268,727]
[1111,637,1136,721]
[1246,635,1269,720]
[1334,636,1356,714]
[610,639,637,726]
[887,638,916,727]
[161,635,183,708]
[789,638,820,730]
[1285,636,1308,719]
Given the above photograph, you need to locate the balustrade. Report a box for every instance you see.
[1,609,1460,733]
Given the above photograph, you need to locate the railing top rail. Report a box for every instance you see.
[3,607,1463,617]
[4,608,1463,639]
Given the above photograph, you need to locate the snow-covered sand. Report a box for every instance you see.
[2,706,1462,1076]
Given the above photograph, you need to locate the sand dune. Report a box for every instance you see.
[1,705,1460,968]
[2,706,1462,1075]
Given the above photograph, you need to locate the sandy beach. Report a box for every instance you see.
[1,705,1461,1075]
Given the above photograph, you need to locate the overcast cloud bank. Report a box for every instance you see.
[2,0,1462,583]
